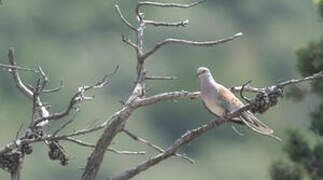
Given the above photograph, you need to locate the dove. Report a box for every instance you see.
[196,67,276,137]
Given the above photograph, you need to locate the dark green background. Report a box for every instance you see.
[0,0,322,179]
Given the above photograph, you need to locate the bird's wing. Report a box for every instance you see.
[201,94,243,124]
[201,100,221,118]
[217,86,276,137]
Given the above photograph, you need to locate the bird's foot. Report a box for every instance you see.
[220,112,229,120]
[210,119,218,126]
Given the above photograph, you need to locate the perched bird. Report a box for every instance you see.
[196,67,277,138]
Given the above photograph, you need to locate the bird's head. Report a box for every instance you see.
[196,67,211,79]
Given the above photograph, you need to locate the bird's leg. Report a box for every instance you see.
[220,111,230,120]
[210,111,229,126]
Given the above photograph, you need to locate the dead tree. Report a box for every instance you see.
[0,1,322,180]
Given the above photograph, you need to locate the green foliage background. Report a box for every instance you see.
[0,0,322,179]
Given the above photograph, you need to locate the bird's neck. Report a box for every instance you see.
[201,75,217,86]
[205,74,216,82]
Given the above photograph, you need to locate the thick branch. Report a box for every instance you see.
[144,75,177,80]
[141,32,243,61]
[111,120,221,180]
[133,91,200,108]
[10,154,23,180]
[81,106,136,180]
[110,101,265,180]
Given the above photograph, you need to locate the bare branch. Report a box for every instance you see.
[144,19,189,27]
[0,123,107,156]
[7,48,51,127]
[230,71,323,93]
[240,80,252,103]
[8,48,33,99]
[141,32,243,61]
[54,123,106,140]
[111,98,277,180]
[42,80,64,93]
[133,91,200,108]
[82,106,136,180]
[123,129,194,164]
[33,66,118,126]
[115,4,137,31]
[230,85,263,93]
[52,112,77,137]
[144,75,177,80]
[111,120,221,180]
[31,79,41,123]
[0,64,37,72]
[15,124,24,140]
[122,35,139,53]
[276,71,323,88]
[136,0,206,20]
[63,137,145,156]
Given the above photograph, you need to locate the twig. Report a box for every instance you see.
[15,123,24,140]
[115,5,137,31]
[0,64,37,72]
[37,66,48,91]
[144,20,189,27]
[141,32,243,61]
[42,80,64,93]
[63,137,145,155]
[122,35,140,53]
[240,80,252,103]
[52,112,77,137]
[123,129,194,164]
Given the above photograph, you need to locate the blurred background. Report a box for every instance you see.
[0,0,322,179]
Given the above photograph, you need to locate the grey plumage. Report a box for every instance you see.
[197,67,279,139]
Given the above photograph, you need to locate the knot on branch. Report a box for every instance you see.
[48,141,68,166]
[0,152,22,174]
[250,88,283,114]
[19,144,32,155]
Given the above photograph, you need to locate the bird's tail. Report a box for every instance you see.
[239,111,281,141]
